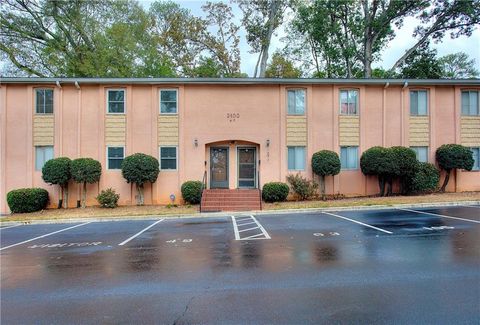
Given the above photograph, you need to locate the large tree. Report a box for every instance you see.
[265,52,302,78]
[399,42,443,78]
[439,52,479,78]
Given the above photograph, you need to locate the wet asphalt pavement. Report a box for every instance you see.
[1,205,479,324]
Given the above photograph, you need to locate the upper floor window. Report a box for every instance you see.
[340,89,358,115]
[107,89,125,114]
[160,89,178,114]
[35,89,53,114]
[471,147,480,171]
[411,146,428,163]
[107,146,124,169]
[35,146,54,170]
[287,89,305,115]
[287,146,305,171]
[410,90,428,116]
[160,146,178,170]
[461,91,479,116]
[340,146,358,170]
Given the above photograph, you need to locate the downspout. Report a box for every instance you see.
[401,81,408,146]
[75,81,82,207]
[383,82,389,146]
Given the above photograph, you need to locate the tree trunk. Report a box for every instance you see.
[136,183,144,206]
[320,175,326,201]
[81,181,87,209]
[62,184,69,209]
[258,0,279,78]
[378,176,385,197]
[386,178,393,196]
[362,0,373,78]
[440,169,451,192]
[58,186,63,208]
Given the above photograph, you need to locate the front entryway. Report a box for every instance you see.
[210,147,229,188]
[237,147,256,188]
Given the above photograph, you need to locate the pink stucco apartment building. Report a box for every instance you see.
[0,77,479,213]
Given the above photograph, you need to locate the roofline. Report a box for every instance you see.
[1,77,479,86]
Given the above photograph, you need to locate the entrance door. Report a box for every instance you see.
[238,147,256,188]
[210,147,229,188]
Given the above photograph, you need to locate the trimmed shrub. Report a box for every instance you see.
[389,146,418,195]
[360,146,392,196]
[311,150,341,200]
[286,173,318,201]
[42,157,71,208]
[181,181,203,204]
[96,188,119,208]
[406,162,440,194]
[262,182,289,203]
[121,153,160,205]
[436,144,474,191]
[71,158,102,208]
[7,188,49,213]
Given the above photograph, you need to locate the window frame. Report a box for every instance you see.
[286,88,306,115]
[35,145,54,171]
[410,89,429,116]
[106,89,126,114]
[340,146,359,170]
[461,90,479,116]
[339,89,359,115]
[411,146,429,163]
[471,147,480,171]
[106,146,125,170]
[159,89,178,115]
[34,88,54,114]
[159,146,178,171]
[287,146,306,171]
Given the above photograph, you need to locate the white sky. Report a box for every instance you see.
[146,0,479,77]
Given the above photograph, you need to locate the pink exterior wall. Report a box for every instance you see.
[1,81,479,214]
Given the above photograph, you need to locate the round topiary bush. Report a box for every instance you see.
[436,144,474,191]
[96,188,119,208]
[389,146,418,194]
[311,150,341,200]
[360,146,392,196]
[71,158,102,208]
[262,182,290,203]
[406,162,440,194]
[181,181,203,204]
[6,188,49,213]
[42,157,71,208]
[121,153,160,205]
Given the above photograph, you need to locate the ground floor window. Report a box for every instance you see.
[160,146,177,170]
[340,146,358,170]
[35,146,54,170]
[287,146,305,171]
[107,146,124,170]
[471,147,480,170]
[411,146,429,163]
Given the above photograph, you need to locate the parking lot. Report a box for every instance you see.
[1,204,479,324]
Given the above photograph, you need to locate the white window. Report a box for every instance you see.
[160,89,178,114]
[471,147,480,171]
[287,89,305,115]
[160,146,177,170]
[287,146,305,171]
[107,89,125,114]
[35,146,54,170]
[340,146,358,170]
[411,146,429,163]
[35,89,53,114]
[107,146,124,169]
[462,91,479,116]
[340,90,358,115]
[410,90,428,116]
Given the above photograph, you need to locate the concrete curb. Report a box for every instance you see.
[1,200,478,227]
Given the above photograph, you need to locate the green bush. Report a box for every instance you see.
[121,153,160,205]
[262,182,289,203]
[389,146,418,194]
[42,157,71,208]
[96,188,119,208]
[360,146,392,196]
[6,188,49,213]
[181,181,203,204]
[286,173,318,201]
[406,162,440,194]
[311,150,341,200]
[436,144,474,191]
[71,158,102,208]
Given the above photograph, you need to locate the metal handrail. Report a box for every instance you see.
[258,160,262,210]
[200,170,207,212]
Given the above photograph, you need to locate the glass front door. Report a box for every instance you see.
[210,147,229,188]
[238,147,256,188]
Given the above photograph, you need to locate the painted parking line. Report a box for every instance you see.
[0,224,22,230]
[322,212,393,234]
[118,219,165,246]
[0,222,91,251]
[231,215,271,240]
[397,208,480,224]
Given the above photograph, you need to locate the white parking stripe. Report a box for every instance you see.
[231,215,271,240]
[236,221,257,226]
[118,219,165,246]
[250,215,271,239]
[0,224,22,230]
[0,222,91,251]
[238,226,260,233]
[323,212,393,234]
[397,208,480,224]
[231,216,241,240]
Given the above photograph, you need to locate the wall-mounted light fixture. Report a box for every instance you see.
[266,139,270,147]
[194,138,198,147]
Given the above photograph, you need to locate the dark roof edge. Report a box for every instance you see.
[1,77,479,86]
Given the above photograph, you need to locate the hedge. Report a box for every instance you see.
[406,162,440,194]
[262,182,289,203]
[7,188,49,213]
[181,181,203,204]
